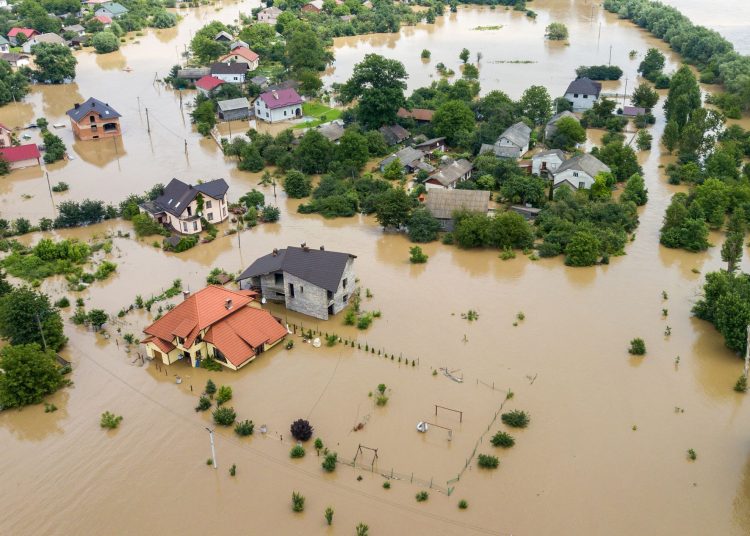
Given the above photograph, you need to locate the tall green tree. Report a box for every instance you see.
[374,188,413,229]
[432,100,475,146]
[664,65,701,131]
[0,287,67,351]
[519,85,552,125]
[0,343,65,408]
[339,54,408,129]
[293,130,334,174]
[285,28,331,73]
[32,43,77,83]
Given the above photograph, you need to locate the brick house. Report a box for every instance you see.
[66,97,121,141]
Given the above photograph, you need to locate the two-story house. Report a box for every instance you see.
[479,122,531,159]
[218,46,260,71]
[139,178,229,235]
[564,77,602,112]
[210,61,248,84]
[237,245,357,320]
[551,153,610,191]
[254,88,303,123]
[66,97,121,140]
[142,286,287,371]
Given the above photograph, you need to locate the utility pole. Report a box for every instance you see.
[206,427,217,469]
[623,77,628,108]
[228,120,232,140]
[608,45,612,66]
[137,96,141,112]
[179,89,183,110]
[145,107,151,133]
[35,312,48,352]
[44,171,55,215]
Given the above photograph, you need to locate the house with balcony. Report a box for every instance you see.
[142,286,287,371]
[66,97,121,140]
[237,245,356,320]
[139,178,229,235]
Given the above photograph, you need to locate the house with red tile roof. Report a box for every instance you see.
[0,143,41,169]
[7,28,38,45]
[397,107,434,123]
[218,46,259,71]
[142,286,287,370]
[94,15,112,27]
[194,75,224,96]
[253,88,303,123]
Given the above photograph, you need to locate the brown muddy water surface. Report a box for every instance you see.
[2,1,750,535]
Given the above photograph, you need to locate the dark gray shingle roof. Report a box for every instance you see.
[238,246,356,292]
[210,62,249,75]
[565,77,602,97]
[66,97,121,122]
[154,178,228,218]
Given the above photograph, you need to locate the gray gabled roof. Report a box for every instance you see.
[565,77,602,97]
[380,146,423,169]
[317,121,345,142]
[210,62,249,75]
[217,98,250,112]
[547,110,577,126]
[499,122,531,148]
[553,153,610,178]
[66,97,121,122]
[427,159,473,187]
[63,24,85,32]
[532,149,565,160]
[153,178,229,218]
[424,189,490,220]
[237,246,356,292]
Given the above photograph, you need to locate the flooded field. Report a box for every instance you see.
[2,1,750,535]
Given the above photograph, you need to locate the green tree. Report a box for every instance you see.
[285,27,331,73]
[87,309,108,330]
[42,130,66,164]
[335,129,369,172]
[365,130,389,156]
[293,130,334,174]
[0,343,65,409]
[339,54,408,129]
[620,173,648,206]
[631,82,659,109]
[591,140,641,183]
[374,188,413,229]
[91,31,119,53]
[499,174,547,206]
[519,85,552,125]
[662,120,680,152]
[549,116,586,150]
[0,287,67,351]
[432,100,475,146]
[407,207,441,242]
[283,170,312,198]
[462,63,479,80]
[0,60,30,106]
[589,174,612,200]
[637,48,665,81]
[545,22,568,40]
[565,230,601,266]
[32,43,77,84]
[382,158,404,181]
[459,48,470,63]
[664,65,701,131]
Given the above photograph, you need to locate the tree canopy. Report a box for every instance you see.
[339,54,408,129]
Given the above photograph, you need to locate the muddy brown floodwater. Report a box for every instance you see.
[2,1,750,535]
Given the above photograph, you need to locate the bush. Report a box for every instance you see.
[132,213,167,237]
[100,411,123,429]
[283,170,312,198]
[195,396,211,412]
[383,481,391,489]
[291,418,314,441]
[735,375,748,393]
[212,406,236,426]
[0,343,65,408]
[92,31,119,53]
[628,338,646,355]
[54,297,70,308]
[216,385,232,406]
[477,454,499,469]
[458,499,468,509]
[290,444,305,458]
[421,49,430,59]
[51,181,69,192]
[409,246,428,264]
[324,506,334,525]
[292,491,305,512]
[545,22,568,40]
[490,431,515,448]
[501,410,530,428]
[235,419,255,436]
[205,379,216,397]
[322,452,337,472]
[415,491,429,502]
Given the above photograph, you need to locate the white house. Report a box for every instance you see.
[551,153,610,191]
[564,77,602,112]
[532,149,565,176]
[218,46,259,71]
[209,61,248,84]
[0,36,9,53]
[254,88,303,123]
[424,158,473,190]
[480,121,531,159]
[22,32,66,53]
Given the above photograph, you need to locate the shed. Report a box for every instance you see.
[217,98,251,121]
[379,124,410,145]
[423,189,491,231]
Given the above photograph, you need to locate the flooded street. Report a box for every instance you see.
[2,1,750,535]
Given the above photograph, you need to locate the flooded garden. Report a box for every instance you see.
[2,0,750,535]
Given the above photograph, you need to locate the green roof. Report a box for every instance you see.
[0,36,9,45]
[100,2,128,15]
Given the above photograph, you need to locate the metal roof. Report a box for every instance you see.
[66,97,121,123]
[553,153,610,178]
[424,189,490,220]
[565,77,602,97]
[217,98,250,112]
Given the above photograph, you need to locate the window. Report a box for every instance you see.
[192,221,198,231]
[223,206,227,216]
[274,273,283,285]
[182,222,188,232]
[574,93,578,98]
[343,294,348,304]
[184,350,191,359]
[89,115,96,123]
[288,283,295,298]
[573,171,579,177]
[206,200,212,209]
[196,349,202,358]
[342,278,348,289]
[300,286,304,294]
[578,181,585,189]
[327,290,333,300]
[284,110,287,116]
[207,212,213,221]
[583,94,588,99]
[177,336,184,345]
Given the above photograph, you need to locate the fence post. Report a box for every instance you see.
[411,473,413,483]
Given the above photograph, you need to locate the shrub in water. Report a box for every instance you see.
[314,437,324,454]
[490,431,515,448]
[212,406,236,426]
[229,463,236,476]
[205,379,217,397]
[291,419,314,441]
[195,396,211,412]
[458,499,468,509]
[477,454,499,469]
[687,448,697,461]
[501,410,530,428]
[735,375,748,393]
[291,491,305,512]
[216,385,232,406]
[100,411,123,429]
[234,419,254,436]
[322,452,337,472]
[290,444,306,458]
[383,481,391,489]
[628,338,646,355]
[415,491,429,502]
[324,506,334,525]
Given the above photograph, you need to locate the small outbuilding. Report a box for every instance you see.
[195,75,224,96]
[217,98,251,121]
[379,124,410,145]
[0,144,41,169]
[531,149,565,176]
[424,189,490,231]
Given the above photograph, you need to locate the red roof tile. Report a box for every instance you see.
[397,107,434,121]
[195,75,224,91]
[258,88,303,110]
[0,143,40,162]
[8,28,38,38]
[204,307,287,367]
[220,46,259,63]
[94,15,112,24]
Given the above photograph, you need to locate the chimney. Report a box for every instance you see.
[272,248,278,256]
[182,290,191,301]
[319,245,324,251]
[272,90,279,100]
[225,298,233,310]
[90,101,95,107]
[74,103,80,109]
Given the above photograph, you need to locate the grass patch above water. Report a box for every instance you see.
[471,25,502,30]
[294,101,342,129]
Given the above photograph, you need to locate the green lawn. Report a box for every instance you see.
[294,101,342,129]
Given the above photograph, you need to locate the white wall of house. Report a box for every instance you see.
[213,72,245,84]
[553,169,595,190]
[222,53,258,70]
[564,91,598,112]
[163,194,228,235]
[254,99,302,123]
[497,137,529,157]
[532,154,564,175]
